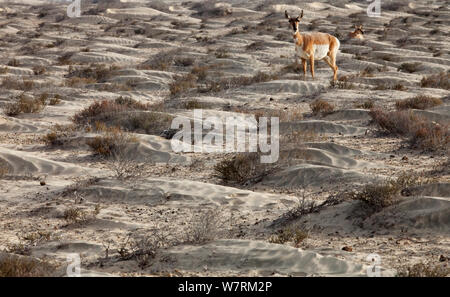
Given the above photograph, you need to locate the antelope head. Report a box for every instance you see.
[285,10,303,33]
[349,25,365,39]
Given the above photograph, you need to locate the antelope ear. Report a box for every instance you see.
[359,25,363,29]
[285,10,290,19]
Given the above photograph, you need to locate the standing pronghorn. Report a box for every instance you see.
[349,25,365,40]
[285,10,340,81]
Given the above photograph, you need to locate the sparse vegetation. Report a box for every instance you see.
[214,153,273,184]
[86,127,137,157]
[355,99,375,109]
[186,209,222,244]
[395,95,443,110]
[0,255,56,277]
[310,99,335,116]
[369,109,449,150]
[1,77,35,91]
[420,72,450,90]
[352,173,424,212]
[268,226,308,247]
[398,62,421,73]
[3,93,45,116]
[397,262,449,277]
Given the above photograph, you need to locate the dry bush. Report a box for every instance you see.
[49,95,62,106]
[66,64,120,83]
[1,77,35,91]
[57,52,74,65]
[169,73,198,97]
[214,153,274,184]
[395,95,443,110]
[138,49,177,71]
[86,127,137,158]
[398,62,421,73]
[4,93,45,116]
[268,226,308,247]
[192,1,232,17]
[63,207,88,224]
[183,99,210,109]
[369,109,449,150]
[0,159,10,178]
[373,83,407,91]
[397,262,449,277]
[330,79,356,89]
[0,255,56,277]
[32,65,46,75]
[117,231,168,269]
[199,71,278,93]
[174,57,195,67]
[43,124,77,146]
[72,98,149,126]
[185,209,222,244]
[355,99,375,109]
[420,71,450,90]
[310,99,334,116]
[65,77,96,87]
[0,67,8,74]
[231,106,303,123]
[352,173,423,212]
[7,59,19,67]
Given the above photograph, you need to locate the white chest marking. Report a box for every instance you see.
[295,44,329,60]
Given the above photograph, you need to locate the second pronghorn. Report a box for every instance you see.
[285,10,340,81]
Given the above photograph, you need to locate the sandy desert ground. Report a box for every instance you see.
[0,0,449,277]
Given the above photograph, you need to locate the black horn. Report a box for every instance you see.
[285,10,290,19]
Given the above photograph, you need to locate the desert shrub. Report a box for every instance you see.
[185,209,222,244]
[86,127,137,158]
[397,262,449,277]
[65,77,96,87]
[66,64,120,83]
[63,207,88,224]
[0,159,10,178]
[169,73,198,97]
[138,49,177,70]
[32,65,46,75]
[420,71,450,90]
[330,79,356,89]
[3,93,45,116]
[268,226,308,247]
[231,106,303,123]
[352,173,422,212]
[174,57,195,67]
[57,52,74,65]
[246,41,265,51]
[395,95,443,110]
[199,71,278,93]
[7,59,19,67]
[373,83,407,91]
[369,109,449,150]
[49,95,62,106]
[183,99,209,109]
[0,255,56,277]
[310,99,335,116]
[398,62,421,73]
[355,99,375,109]
[214,153,273,184]
[1,77,35,91]
[192,1,232,17]
[0,67,8,74]
[117,231,168,269]
[43,124,77,146]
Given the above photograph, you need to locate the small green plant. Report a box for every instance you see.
[398,62,421,73]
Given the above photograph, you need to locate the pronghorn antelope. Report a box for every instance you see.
[349,25,365,40]
[285,10,340,81]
